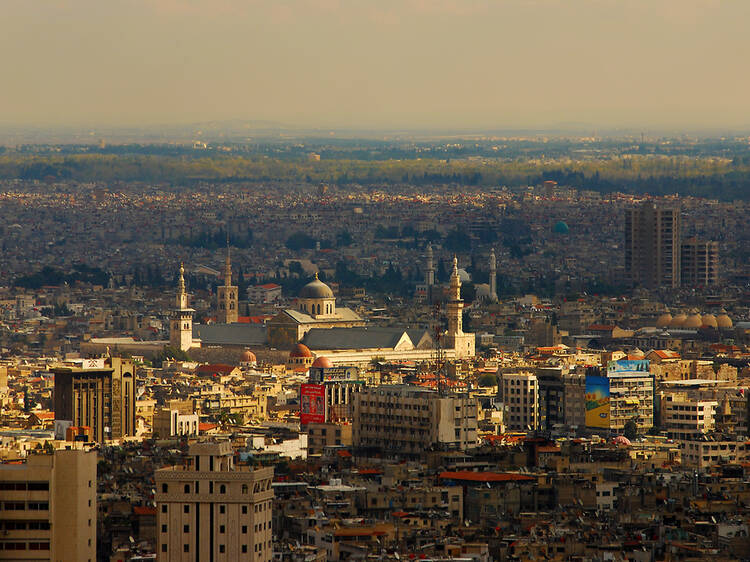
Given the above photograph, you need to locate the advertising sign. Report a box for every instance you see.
[585,376,610,429]
[300,383,326,424]
[607,359,650,374]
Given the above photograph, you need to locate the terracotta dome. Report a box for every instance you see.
[241,350,256,363]
[670,314,687,328]
[684,314,703,329]
[716,314,733,329]
[289,343,313,358]
[311,356,333,369]
[656,313,672,328]
[701,314,718,329]
[299,276,334,299]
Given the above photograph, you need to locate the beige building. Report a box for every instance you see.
[307,423,352,455]
[153,408,200,439]
[352,386,478,456]
[608,372,655,432]
[155,441,274,562]
[661,393,717,440]
[679,437,750,471]
[0,449,97,561]
[502,372,539,431]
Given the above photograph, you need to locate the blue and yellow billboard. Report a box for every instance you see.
[585,376,610,428]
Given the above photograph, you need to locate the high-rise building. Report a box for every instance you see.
[52,357,136,442]
[155,441,273,562]
[216,246,238,324]
[0,449,97,561]
[680,237,719,287]
[352,385,478,456]
[501,372,539,431]
[170,263,195,352]
[625,201,681,288]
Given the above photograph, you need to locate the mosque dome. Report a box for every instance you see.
[656,313,672,328]
[289,343,313,358]
[701,314,718,329]
[553,221,570,234]
[241,350,256,363]
[684,313,703,329]
[311,356,333,369]
[670,314,687,328]
[717,313,733,329]
[299,276,334,299]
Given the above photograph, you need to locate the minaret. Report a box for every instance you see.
[425,243,435,286]
[446,256,463,333]
[445,256,475,358]
[489,248,498,302]
[216,242,238,323]
[170,263,195,351]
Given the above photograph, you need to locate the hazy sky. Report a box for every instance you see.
[3,0,750,130]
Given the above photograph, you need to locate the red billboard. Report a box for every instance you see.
[300,383,326,424]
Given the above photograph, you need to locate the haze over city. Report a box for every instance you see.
[3,0,750,132]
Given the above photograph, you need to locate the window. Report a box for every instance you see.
[183,544,189,553]
[184,505,190,514]
[162,484,168,493]
[184,525,189,533]
[242,545,248,553]
[184,484,190,494]
[219,484,226,494]
[242,505,248,514]
[219,505,225,514]
[162,505,168,513]
[219,545,225,553]
[161,524,167,532]
[242,526,248,534]
[161,545,167,553]
[242,484,248,494]
[220,525,225,534]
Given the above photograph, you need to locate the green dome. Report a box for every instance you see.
[553,221,570,234]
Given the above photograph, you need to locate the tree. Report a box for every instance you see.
[623,419,638,440]
[477,373,498,387]
[285,232,316,251]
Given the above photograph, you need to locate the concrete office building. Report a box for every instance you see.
[352,386,478,456]
[625,201,681,288]
[501,372,539,431]
[155,441,274,562]
[680,237,719,287]
[52,357,136,442]
[0,449,97,561]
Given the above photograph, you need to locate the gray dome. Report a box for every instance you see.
[299,277,334,299]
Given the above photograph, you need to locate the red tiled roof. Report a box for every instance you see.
[133,506,157,516]
[439,471,535,483]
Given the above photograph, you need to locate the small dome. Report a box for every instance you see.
[701,314,718,329]
[613,435,631,446]
[311,356,333,368]
[289,343,313,358]
[670,314,687,328]
[299,276,334,299]
[241,350,256,363]
[684,314,703,329]
[553,221,570,234]
[656,313,672,328]
[716,314,733,329]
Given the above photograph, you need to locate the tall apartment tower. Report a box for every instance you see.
[216,245,238,324]
[625,201,681,288]
[52,357,136,442]
[155,441,274,562]
[680,237,719,287]
[170,263,195,352]
[501,372,539,431]
[0,449,97,560]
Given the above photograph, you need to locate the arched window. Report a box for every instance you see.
[317,304,321,315]
[242,484,248,494]
[219,484,226,494]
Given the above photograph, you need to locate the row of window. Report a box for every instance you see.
[1,521,50,531]
[162,480,272,495]
[0,542,50,551]
[0,482,49,491]
[2,502,49,511]
[161,501,272,515]
[163,540,271,554]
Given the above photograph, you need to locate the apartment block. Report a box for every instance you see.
[501,373,539,431]
[352,386,478,456]
[0,449,97,560]
[625,201,681,289]
[155,441,274,562]
[681,237,719,287]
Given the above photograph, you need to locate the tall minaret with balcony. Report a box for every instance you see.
[217,244,238,323]
[425,243,435,287]
[489,248,498,302]
[445,256,475,358]
[170,263,195,351]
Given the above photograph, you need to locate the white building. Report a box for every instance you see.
[501,372,539,431]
